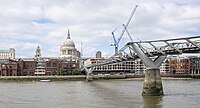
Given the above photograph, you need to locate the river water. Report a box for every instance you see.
[0,79,200,108]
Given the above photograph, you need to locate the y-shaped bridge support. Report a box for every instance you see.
[131,44,166,96]
[83,66,95,82]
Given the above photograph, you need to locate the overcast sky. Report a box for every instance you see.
[0,0,199,58]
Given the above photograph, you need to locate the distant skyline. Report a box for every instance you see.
[0,0,199,58]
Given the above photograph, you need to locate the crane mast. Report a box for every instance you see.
[111,5,138,54]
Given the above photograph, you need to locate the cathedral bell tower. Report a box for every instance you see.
[35,45,41,59]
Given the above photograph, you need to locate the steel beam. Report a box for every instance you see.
[164,41,182,53]
[149,42,165,55]
[186,39,200,48]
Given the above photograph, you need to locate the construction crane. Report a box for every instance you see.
[111,5,138,54]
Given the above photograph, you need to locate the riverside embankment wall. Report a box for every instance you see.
[0,75,126,81]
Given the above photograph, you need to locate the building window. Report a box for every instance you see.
[62,50,66,55]
[68,50,72,55]
[47,63,51,67]
[53,63,57,67]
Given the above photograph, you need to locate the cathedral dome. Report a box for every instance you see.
[63,37,75,47]
[62,29,75,47]
[60,29,78,59]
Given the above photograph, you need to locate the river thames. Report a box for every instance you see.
[0,79,200,108]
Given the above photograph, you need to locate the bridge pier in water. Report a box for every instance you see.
[142,68,163,96]
[130,43,166,96]
[83,66,95,82]
[86,73,93,82]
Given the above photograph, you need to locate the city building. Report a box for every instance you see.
[170,56,190,75]
[84,56,172,76]
[3,29,200,77]
[160,59,170,75]
[59,59,79,75]
[84,58,106,66]
[96,51,102,58]
[133,59,146,75]
[35,59,46,76]
[0,48,15,59]
[189,56,200,75]
[84,57,135,74]
[0,30,80,76]
[0,59,18,76]
[18,58,36,76]
[45,58,59,75]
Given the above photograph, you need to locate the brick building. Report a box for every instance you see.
[0,30,82,76]
[45,59,59,75]
[0,59,18,76]
[0,58,79,76]
[169,56,190,75]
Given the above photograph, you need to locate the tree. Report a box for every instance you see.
[59,67,65,75]
[72,68,81,75]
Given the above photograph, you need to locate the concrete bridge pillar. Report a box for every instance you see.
[83,66,95,82]
[130,43,165,96]
[86,72,93,82]
[142,68,163,96]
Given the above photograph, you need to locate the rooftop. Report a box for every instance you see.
[0,50,9,53]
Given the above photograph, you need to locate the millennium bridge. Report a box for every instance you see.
[83,36,200,96]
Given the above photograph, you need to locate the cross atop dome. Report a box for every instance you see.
[67,29,70,39]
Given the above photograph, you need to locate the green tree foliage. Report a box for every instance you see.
[73,68,81,75]
[59,67,65,75]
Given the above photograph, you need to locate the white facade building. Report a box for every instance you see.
[84,57,171,75]
[0,48,15,59]
[160,59,170,75]
[84,58,135,73]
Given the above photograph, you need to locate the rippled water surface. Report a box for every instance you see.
[0,79,200,108]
